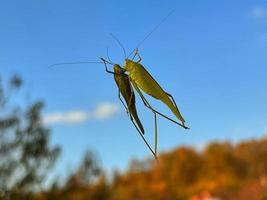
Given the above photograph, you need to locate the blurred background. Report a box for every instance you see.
[1,0,267,199]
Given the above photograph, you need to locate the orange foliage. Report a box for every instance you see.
[4,137,267,200]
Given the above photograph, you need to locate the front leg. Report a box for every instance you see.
[132,48,142,63]
[100,57,115,75]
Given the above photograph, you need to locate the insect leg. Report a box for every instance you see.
[132,82,188,129]
[137,92,158,154]
[132,53,137,60]
[118,90,129,115]
[130,114,158,161]
[154,112,158,155]
[130,80,159,156]
[133,48,142,63]
[165,92,188,128]
[100,58,115,75]
[165,92,179,110]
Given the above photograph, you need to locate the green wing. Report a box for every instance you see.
[127,61,185,124]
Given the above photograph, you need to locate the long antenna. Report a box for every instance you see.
[106,47,115,64]
[48,61,103,69]
[127,9,175,58]
[110,33,127,59]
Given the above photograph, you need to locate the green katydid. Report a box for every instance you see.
[48,56,158,160]
[109,10,188,129]
[109,10,189,156]
[99,57,158,160]
[123,49,189,129]
[119,49,189,157]
[49,10,189,160]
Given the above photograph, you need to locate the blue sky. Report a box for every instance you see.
[1,0,267,181]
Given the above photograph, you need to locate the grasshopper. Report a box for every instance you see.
[100,57,158,160]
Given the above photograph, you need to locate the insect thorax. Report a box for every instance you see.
[113,64,125,74]
[124,59,137,72]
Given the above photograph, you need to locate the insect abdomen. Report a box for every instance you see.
[130,65,165,99]
[161,96,185,123]
[130,64,185,124]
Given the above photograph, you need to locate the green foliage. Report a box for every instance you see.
[2,74,267,200]
[65,149,102,189]
[0,75,60,199]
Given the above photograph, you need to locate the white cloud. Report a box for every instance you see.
[93,103,120,119]
[251,6,267,18]
[43,102,120,125]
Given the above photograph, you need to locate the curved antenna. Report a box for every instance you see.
[127,9,175,58]
[106,46,115,64]
[48,61,103,69]
[99,57,114,65]
[110,33,127,59]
